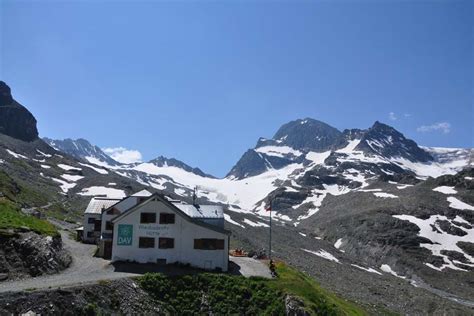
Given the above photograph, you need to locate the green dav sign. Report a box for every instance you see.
[117,224,133,246]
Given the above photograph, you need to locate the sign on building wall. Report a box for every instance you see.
[117,224,133,246]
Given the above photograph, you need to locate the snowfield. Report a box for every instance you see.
[132,162,304,211]
[78,186,126,199]
[393,214,474,271]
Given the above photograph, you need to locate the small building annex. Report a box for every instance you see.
[82,190,231,271]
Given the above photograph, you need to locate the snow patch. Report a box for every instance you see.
[6,149,28,159]
[433,186,457,195]
[78,162,109,174]
[351,264,382,275]
[51,178,77,193]
[78,186,126,199]
[224,214,245,228]
[380,264,406,279]
[305,151,331,166]
[373,192,398,199]
[255,146,302,158]
[61,174,84,182]
[243,218,269,227]
[36,150,52,158]
[58,164,81,171]
[302,249,340,264]
[447,197,474,211]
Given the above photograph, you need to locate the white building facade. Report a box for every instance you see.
[82,197,121,243]
[111,194,230,271]
[98,190,152,258]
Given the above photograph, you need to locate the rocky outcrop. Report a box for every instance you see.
[0,229,71,280]
[285,295,310,316]
[0,278,163,315]
[0,81,39,142]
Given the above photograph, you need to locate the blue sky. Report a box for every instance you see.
[1,0,472,176]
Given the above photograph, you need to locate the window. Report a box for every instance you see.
[159,237,174,249]
[139,237,155,248]
[94,220,102,232]
[140,212,156,224]
[88,217,96,224]
[160,213,175,224]
[194,239,225,250]
[105,221,113,231]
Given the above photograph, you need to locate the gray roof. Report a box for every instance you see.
[84,197,121,214]
[112,194,230,235]
[131,189,153,197]
[172,203,224,219]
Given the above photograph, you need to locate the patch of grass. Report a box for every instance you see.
[268,261,366,315]
[138,273,285,315]
[137,262,368,315]
[0,200,58,236]
[0,170,49,207]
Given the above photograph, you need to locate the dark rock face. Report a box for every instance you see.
[268,118,344,152]
[0,81,39,142]
[436,220,468,236]
[0,230,71,280]
[355,121,433,162]
[227,149,269,179]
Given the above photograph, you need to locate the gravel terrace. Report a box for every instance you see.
[0,231,270,294]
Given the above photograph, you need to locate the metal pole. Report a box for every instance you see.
[269,200,272,261]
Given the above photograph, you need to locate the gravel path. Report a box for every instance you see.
[0,231,271,294]
[230,257,272,278]
[0,231,140,293]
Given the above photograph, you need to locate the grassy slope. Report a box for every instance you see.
[268,261,366,315]
[138,262,366,315]
[0,200,58,236]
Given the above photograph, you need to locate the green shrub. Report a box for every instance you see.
[138,272,285,315]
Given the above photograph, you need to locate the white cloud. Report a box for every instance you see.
[389,112,397,121]
[417,122,451,134]
[103,147,143,164]
[404,113,412,118]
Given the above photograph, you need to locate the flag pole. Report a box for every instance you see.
[269,199,272,261]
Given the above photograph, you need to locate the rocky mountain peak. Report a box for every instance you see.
[43,137,121,167]
[258,118,344,152]
[355,121,433,162]
[0,81,39,142]
[0,81,14,105]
